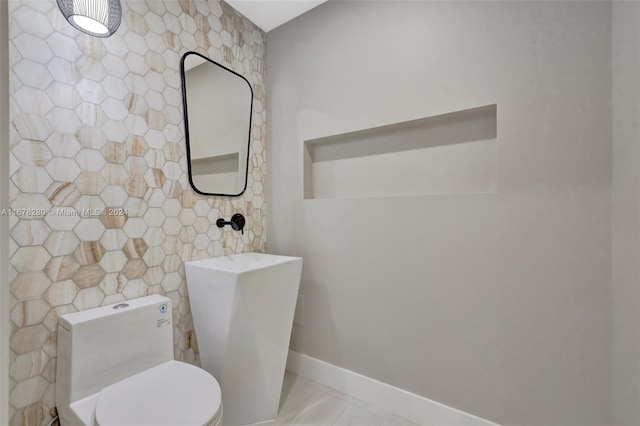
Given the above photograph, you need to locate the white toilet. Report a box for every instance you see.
[56,295,223,426]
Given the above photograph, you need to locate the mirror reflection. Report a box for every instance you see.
[180,52,253,196]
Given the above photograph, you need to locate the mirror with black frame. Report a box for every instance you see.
[180,51,253,196]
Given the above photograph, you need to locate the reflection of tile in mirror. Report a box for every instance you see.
[191,153,240,175]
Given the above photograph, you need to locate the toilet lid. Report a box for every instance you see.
[95,360,222,426]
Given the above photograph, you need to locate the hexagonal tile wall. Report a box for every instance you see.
[8,1,266,424]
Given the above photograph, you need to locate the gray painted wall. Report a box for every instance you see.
[612,2,640,425]
[267,2,612,424]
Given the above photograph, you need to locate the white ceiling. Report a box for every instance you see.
[225,0,327,32]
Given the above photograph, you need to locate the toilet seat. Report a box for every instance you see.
[95,360,222,426]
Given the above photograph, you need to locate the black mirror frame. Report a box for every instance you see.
[180,51,254,197]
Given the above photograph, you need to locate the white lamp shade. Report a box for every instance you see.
[56,0,122,38]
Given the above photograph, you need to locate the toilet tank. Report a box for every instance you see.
[56,295,174,409]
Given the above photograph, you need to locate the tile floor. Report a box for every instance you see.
[258,372,418,426]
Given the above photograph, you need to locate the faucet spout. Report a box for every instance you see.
[216,213,246,234]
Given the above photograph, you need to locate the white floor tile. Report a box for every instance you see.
[248,373,417,426]
[272,374,348,425]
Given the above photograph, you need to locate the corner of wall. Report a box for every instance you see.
[0,0,10,424]
[611,1,640,425]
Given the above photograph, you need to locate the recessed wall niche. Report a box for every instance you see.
[303,105,498,199]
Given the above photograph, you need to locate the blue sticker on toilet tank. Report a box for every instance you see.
[159,304,167,313]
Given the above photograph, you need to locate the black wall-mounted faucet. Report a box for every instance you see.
[216,213,246,234]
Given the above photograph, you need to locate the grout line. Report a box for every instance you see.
[329,397,351,426]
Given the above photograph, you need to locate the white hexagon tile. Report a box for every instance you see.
[7,1,267,424]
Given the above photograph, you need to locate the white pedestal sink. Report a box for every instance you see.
[185,253,303,426]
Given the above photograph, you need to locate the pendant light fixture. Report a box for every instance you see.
[56,0,122,38]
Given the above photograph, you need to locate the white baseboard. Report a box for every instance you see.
[286,350,499,426]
